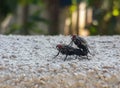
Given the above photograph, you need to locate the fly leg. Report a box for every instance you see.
[68,41,73,46]
[64,55,68,61]
[77,56,82,60]
[75,55,78,59]
[53,51,60,58]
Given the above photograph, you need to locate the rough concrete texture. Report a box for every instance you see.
[0,35,120,88]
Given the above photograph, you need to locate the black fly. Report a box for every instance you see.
[54,44,88,61]
[54,35,93,61]
[69,35,91,55]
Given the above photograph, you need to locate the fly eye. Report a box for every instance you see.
[56,45,62,49]
[72,35,76,40]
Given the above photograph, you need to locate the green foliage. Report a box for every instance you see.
[86,0,120,35]
[18,0,43,5]
[6,24,21,34]
[6,10,49,35]
[1,0,120,35]
[0,0,17,21]
[4,0,48,35]
[29,10,48,23]
[0,0,48,35]
[27,10,49,34]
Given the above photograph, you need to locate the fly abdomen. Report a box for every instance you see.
[74,49,87,56]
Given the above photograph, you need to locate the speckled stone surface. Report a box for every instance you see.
[0,35,120,88]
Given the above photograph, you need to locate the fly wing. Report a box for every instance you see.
[77,36,88,46]
[77,36,92,55]
[64,45,75,54]
[64,45,74,51]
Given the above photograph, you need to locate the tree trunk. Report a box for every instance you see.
[20,4,29,35]
[45,0,60,35]
[76,4,80,35]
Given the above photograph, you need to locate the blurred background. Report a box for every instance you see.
[0,0,120,36]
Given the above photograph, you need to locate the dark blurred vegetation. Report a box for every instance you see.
[0,0,120,35]
[86,0,120,35]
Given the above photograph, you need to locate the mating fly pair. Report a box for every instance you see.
[54,35,91,61]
